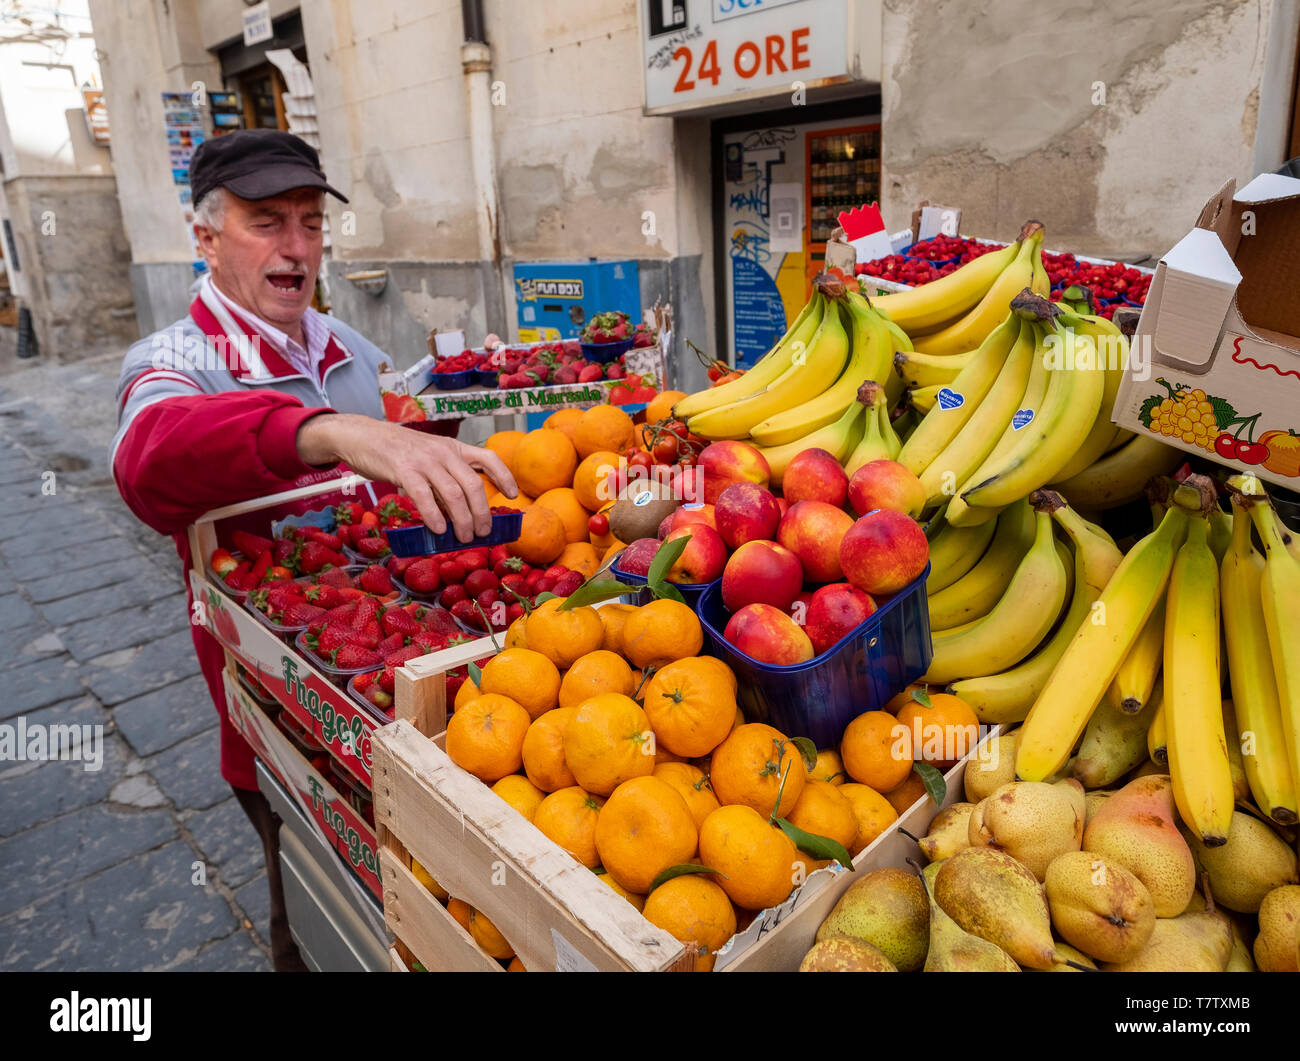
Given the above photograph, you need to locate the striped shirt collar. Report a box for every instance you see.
[207,276,331,381]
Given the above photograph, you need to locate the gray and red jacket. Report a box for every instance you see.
[111,288,391,789]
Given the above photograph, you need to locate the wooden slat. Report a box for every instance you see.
[194,474,370,525]
[394,634,496,736]
[380,850,502,973]
[389,946,409,973]
[371,721,691,972]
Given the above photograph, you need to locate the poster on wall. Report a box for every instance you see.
[161,92,208,277]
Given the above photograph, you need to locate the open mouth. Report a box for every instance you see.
[266,272,306,294]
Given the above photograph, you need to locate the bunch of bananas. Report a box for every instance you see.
[1009,472,1300,845]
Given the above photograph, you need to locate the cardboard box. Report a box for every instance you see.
[1113,174,1300,487]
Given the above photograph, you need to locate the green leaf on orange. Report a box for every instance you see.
[774,819,854,869]
[647,532,690,586]
[914,762,946,806]
[648,863,727,894]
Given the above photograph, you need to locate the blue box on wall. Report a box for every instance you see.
[512,260,640,341]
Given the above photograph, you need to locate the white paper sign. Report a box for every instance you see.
[243,1,272,46]
[769,182,804,254]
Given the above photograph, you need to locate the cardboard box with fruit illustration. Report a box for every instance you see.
[1114,173,1300,487]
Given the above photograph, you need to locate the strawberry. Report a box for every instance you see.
[210,548,239,576]
[280,601,327,626]
[298,541,345,573]
[506,601,525,624]
[358,565,394,595]
[309,623,356,654]
[384,644,424,669]
[375,493,417,528]
[450,599,484,630]
[353,596,381,629]
[353,670,375,692]
[475,587,501,610]
[381,607,421,639]
[493,555,525,579]
[404,558,441,594]
[355,535,391,559]
[463,569,498,597]
[500,573,529,598]
[577,363,603,383]
[411,631,447,652]
[323,601,358,625]
[334,501,365,525]
[306,529,343,551]
[337,587,366,602]
[382,392,426,423]
[439,559,467,585]
[445,671,467,700]
[387,556,416,577]
[316,567,354,589]
[355,620,383,649]
[233,530,274,560]
[378,667,397,694]
[376,632,406,657]
[332,644,381,670]
[440,584,468,606]
[552,571,583,596]
[304,584,344,609]
[459,548,490,572]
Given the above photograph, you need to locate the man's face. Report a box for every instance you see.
[195,187,324,330]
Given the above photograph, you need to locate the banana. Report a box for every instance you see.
[868,239,1023,335]
[959,308,1108,512]
[1208,507,1233,563]
[910,384,939,415]
[1107,594,1165,714]
[925,505,998,593]
[896,312,1020,476]
[926,498,1034,630]
[1044,313,1129,483]
[1221,492,1298,824]
[921,505,1069,684]
[1246,495,1300,823]
[1015,490,1196,782]
[687,294,849,440]
[1051,434,1184,510]
[751,399,864,487]
[894,348,973,389]
[876,310,911,407]
[1164,515,1233,846]
[844,381,902,476]
[1073,680,1157,789]
[1147,684,1168,766]
[749,293,890,446]
[919,318,1036,509]
[912,225,1045,356]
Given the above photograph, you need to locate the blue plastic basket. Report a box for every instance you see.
[385,511,524,558]
[580,338,632,364]
[474,368,501,388]
[610,551,712,608]
[432,369,476,390]
[695,564,933,748]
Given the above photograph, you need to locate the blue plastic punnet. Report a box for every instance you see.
[385,511,524,558]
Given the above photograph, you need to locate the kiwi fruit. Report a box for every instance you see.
[609,485,680,545]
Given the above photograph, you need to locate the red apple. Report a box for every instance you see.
[777,500,855,584]
[721,540,804,612]
[723,603,815,666]
[663,525,727,584]
[776,497,789,520]
[665,503,717,537]
[700,441,771,506]
[714,482,782,549]
[617,537,661,576]
[839,509,930,595]
[782,447,849,508]
[848,459,926,519]
[803,582,876,655]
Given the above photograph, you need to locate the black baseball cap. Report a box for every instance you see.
[190,129,348,206]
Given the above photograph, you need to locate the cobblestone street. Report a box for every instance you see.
[0,355,271,971]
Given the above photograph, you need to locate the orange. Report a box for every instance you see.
[573,451,622,512]
[533,786,604,868]
[839,783,899,856]
[479,648,560,720]
[840,710,914,792]
[557,541,600,579]
[485,430,524,471]
[521,706,578,791]
[410,857,449,901]
[621,599,703,670]
[453,677,480,712]
[710,722,806,819]
[525,598,604,669]
[884,682,936,716]
[445,694,531,782]
[595,776,698,894]
[492,773,546,821]
[642,874,737,972]
[689,655,739,697]
[573,404,636,459]
[732,707,745,732]
[507,957,527,972]
[653,761,720,830]
[448,896,472,932]
[595,869,646,911]
[596,602,637,655]
[563,693,656,795]
[787,780,858,856]
[642,657,737,758]
[544,407,584,442]
[509,505,568,566]
[467,905,515,960]
[558,650,635,708]
[895,691,980,771]
[654,745,686,765]
[602,540,627,564]
[883,769,928,815]
[505,615,528,650]
[534,487,591,544]
[488,489,532,512]
[513,428,578,498]
[645,390,688,426]
[698,804,799,911]
[810,748,847,785]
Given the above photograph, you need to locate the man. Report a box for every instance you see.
[111,129,515,970]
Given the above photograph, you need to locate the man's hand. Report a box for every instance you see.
[296,413,517,541]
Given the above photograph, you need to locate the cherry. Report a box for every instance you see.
[1213,433,1240,461]
[1235,441,1270,466]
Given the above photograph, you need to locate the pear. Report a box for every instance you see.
[1226,920,1256,972]
[918,802,975,862]
[1180,811,1298,914]
[1047,941,1097,971]
[1102,882,1232,972]
[914,860,1019,972]
[933,846,1059,969]
[815,867,929,971]
[1043,850,1155,963]
[1083,790,1112,826]
[1082,774,1195,917]
[1126,759,1168,782]
[1253,884,1300,972]
[799,936,898,972]
[964,733,1018,802]
[1072,698,1152,789]
[968,780,1084,881]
